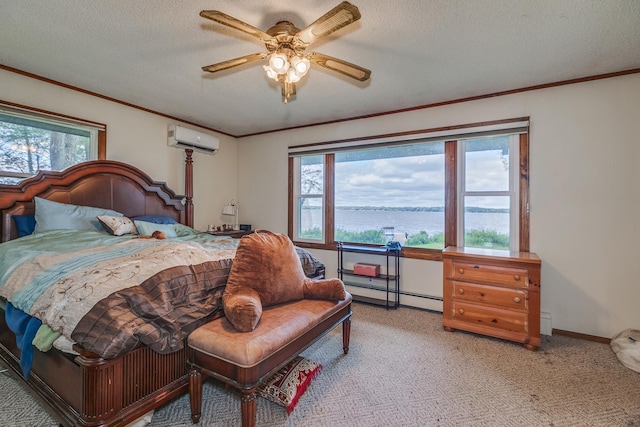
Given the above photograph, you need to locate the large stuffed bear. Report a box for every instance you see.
[223,230,346,332]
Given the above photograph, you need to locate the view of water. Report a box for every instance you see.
[303,208,509,237]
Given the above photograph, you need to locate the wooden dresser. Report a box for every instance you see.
[442,246,542,350]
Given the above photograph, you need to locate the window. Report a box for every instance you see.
[289,118,530,258]
[0,103,104,184]
[334,142,445,248]
[293,154,325,242]
[458,135,519,251]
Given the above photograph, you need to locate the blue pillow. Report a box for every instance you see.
[131,215,177,224]
[13,215,36,237]
[34,197,123,233]
[133,220,177,238]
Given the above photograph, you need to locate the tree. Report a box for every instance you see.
[0,123,51,174]
[1,120,90,183]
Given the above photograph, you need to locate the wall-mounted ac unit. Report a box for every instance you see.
[167,125,219,155]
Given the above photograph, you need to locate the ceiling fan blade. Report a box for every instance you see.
[308,52,371,81]
[200,10,275,44]
[295,1,361,45]
[202,52,268,73]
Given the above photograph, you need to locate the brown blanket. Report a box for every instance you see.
[72,259,232,359]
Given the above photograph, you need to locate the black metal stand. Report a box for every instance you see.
[337,242,400,309]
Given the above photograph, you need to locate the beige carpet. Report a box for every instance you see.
[1,302,639,426]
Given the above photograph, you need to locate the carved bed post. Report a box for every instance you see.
[184,148,194,228]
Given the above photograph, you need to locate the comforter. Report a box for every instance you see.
[0,228,239,360]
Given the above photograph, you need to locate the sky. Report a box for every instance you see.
[334,146,510,209]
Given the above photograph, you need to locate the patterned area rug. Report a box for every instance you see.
[256,356,322,413]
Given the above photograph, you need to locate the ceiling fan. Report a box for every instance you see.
[200,1,371,104]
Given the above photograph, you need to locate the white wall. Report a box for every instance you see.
[237,73,640,339]
[0,68,237,231]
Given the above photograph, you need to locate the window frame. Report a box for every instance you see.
[457,134,520,251]
[332,140,446,249]
[0,100,106,183]
[288,119,531,260]
[291,154,328,243]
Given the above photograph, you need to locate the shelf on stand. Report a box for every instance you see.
[337,242,400,309]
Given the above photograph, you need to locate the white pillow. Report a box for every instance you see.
[133,220,177,238]
[611,329,640,373]
[97,215,138,236]
[34,197,123,233]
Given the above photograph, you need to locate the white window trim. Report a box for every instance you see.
[456,134,520,251]
[0,103,105,131]
[0,103,103,180]
[288,119,529,156]
[292,156,326,243]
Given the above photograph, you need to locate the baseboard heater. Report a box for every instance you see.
[344,282,443,302]
[398,290,443,301]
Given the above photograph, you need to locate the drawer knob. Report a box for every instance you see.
[458,308,465,315]
[514,297,521,303]
[514,275,521,281]
[458,268,464,274]
[458,288,465,295]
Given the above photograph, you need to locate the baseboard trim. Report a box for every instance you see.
[552,328,610,344]
[353,301,611,344]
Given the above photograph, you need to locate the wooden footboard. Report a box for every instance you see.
[0,305,199,426]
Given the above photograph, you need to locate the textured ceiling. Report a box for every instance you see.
[1,1,639,137]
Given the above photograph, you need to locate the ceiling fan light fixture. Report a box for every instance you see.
[290,56,310,76]
[269,52,289,74]
[286,67,301,83]
[266,51,310,87]
[263,65,279,81]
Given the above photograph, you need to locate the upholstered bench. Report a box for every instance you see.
[188,293,352,427]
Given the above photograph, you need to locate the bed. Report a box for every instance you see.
[0,160,324,427]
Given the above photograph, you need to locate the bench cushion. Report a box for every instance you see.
[188,293,352,368]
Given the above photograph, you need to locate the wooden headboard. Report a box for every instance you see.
[0,160,188,242]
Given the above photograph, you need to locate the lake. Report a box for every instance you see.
[304,208,509,237]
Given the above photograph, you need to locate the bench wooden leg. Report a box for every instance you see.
[189,367,202,424]
[343,317,351,354]
[240,389,257,427]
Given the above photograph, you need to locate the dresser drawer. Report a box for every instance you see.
[451,281,528,310]
[450,301,528,334]
[451,262,528,288]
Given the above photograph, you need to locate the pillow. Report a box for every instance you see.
[97,215,138,236]
[133,220,177,238]
[224,231,307,318]
[131,215,177,224]
[296,247,326,278]
[611,329,640,373]
[175,223,198,237]
[34,197,123,233]
[222,230,346,332]
[12,214,36,237]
